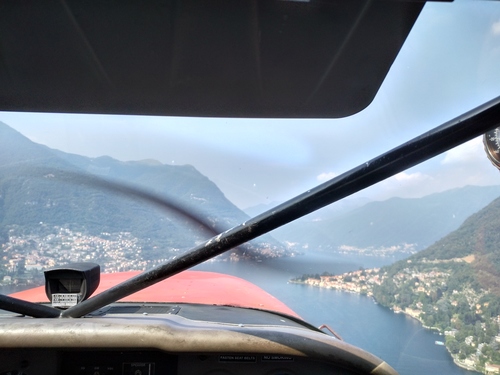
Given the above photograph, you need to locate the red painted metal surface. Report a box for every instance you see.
[10,270,300,318]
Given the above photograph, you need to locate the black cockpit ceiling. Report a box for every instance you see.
[0,0,425,118]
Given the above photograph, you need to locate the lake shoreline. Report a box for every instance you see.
[290,277,482,375]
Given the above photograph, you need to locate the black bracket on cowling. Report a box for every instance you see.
[44,262,100,309]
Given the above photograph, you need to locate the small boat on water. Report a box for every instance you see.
[435,341,445,346]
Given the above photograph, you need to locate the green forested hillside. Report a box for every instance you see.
[371,197,500,372]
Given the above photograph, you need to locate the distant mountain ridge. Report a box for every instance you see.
[272,185,500,252]
[0,122,286,259]
[3,121,500,261]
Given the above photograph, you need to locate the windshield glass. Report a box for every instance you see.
[2,1,500,375]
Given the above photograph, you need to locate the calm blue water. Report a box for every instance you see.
[194,251,478,375]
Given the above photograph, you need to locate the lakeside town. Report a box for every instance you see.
[0,225,285,291]
[291,264,500,374]
[284,241,418,258]
[290,267,382,296]
[0,225,176,289]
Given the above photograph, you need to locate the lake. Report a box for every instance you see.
[194,251,478,375]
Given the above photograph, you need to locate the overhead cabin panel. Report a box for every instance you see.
[0,0,425,118]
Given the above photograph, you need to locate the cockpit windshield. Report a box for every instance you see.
[1,1,500,375]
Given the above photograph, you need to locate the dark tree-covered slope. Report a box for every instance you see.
[0,122,286,258]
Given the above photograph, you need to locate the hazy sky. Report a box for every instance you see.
[2,1,500,210]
